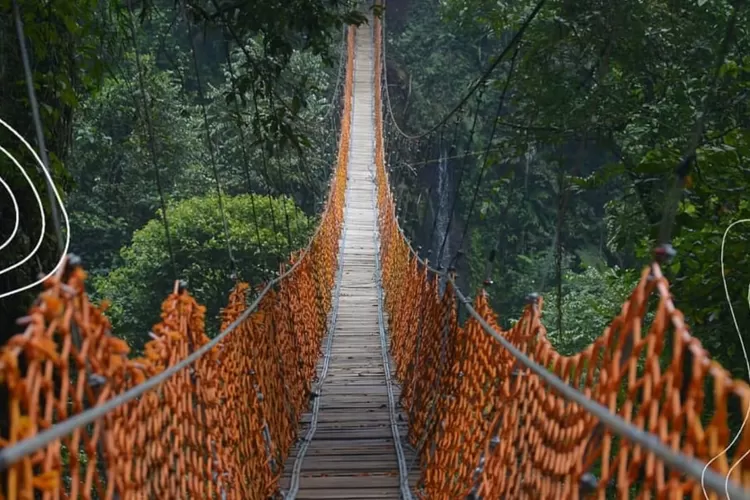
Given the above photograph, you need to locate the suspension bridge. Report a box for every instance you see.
[2,6,750,500]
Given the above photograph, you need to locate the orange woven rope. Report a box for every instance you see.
[372,8,750,499]
[0,26,355,500]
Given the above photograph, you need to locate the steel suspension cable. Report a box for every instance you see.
[554,161,565,336]
[656,0,743,251]
[425,118,457,260]
[376,4,749,497]
[0,59,351,467]
[224,39,264,248]
[267,90,295,254]
[384,202,750,499]
[11,0,66,254]
[182,2,237,275]
[127,0,178,280]
[436,90,484,267]
[454,45,519,257]
[380,0,547,140]
[249,78,283,258]
[320,24,348,122]
[375,29,746,500]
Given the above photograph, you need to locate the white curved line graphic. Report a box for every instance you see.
[723,285,750,499]
[0,174,20,252]
[0,117,70,299]
[700,218,750,500]
[0,146,45,275]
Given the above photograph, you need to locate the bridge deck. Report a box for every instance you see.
[279,22,417,500]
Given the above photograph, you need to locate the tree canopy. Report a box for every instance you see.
[95,193,309,352]
[0,0,361,342]
[2,0,749,410]
[382,0,750,381]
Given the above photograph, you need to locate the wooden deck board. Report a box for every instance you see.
[280,22,417,499]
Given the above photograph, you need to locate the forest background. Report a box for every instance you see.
[1,0,749,404]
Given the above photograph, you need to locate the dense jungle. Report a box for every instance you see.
[381,0,750,379]
[1,0,749,452]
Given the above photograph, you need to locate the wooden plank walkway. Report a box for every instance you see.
[279,22,418,500]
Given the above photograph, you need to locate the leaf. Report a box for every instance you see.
[517,255,533,265]
[292,95,301,114]
[682,202,697,216]
[719,60,739,78]
[671,261,681,274]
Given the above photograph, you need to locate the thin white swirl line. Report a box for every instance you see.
[700,218,750,500]
[0,117,70,299]
[723,285,750,499]
[0,174,20,252]
[0,146,45,275]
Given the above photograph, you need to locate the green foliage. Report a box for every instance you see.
[181,0,368,152]
[0,0,353,346]
[384,0,750,386]
[541,266,642,355]
[68,52,206,275]
[0,0,116,340]
[207,39,339,207]
[385,0,481,131]
[63,0,344,282]
[94,194,309,352]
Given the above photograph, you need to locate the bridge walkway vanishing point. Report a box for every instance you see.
[5,4,750,500]
[279,22,418,499]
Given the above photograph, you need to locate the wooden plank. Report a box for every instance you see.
[295,460,399,472]
[280,23,416,498]
[285,475,400,490]
[294,489,401,499]
[290,445,399,456]
[300,411,392,422]
[318,400,394,410]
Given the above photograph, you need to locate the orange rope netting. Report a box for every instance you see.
[373,11,750,500]
[0,27,355,500]
[3,14,750,500]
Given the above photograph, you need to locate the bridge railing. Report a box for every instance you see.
[0,26,355,500]
[372,10,750,500]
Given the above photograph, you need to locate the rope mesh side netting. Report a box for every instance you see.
[372,11,750,500]
[0,27,354,500]
[3,6,750,500]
